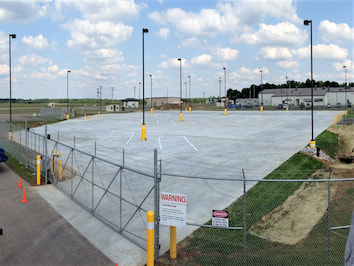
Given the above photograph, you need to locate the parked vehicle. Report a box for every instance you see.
[327,103,331,108]
[305,102,311,109]
[300,103,305,109]
[337,103,341,108]
[0,147,8,163]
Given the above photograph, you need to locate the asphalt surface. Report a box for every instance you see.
[0,163,113,266]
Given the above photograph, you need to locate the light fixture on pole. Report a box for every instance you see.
[178,58,183,122]
[260,70,263,112]
[142,28,148,140]
[66,70,71,119]
[8,33,16,140]
[304,19,315,149]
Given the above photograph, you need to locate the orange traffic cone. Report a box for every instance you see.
[21,189,28,203]
[18,177,22,189]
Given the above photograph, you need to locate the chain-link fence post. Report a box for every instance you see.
[154,149,160,260]
[242,168,247,265]
[327,168,332,265]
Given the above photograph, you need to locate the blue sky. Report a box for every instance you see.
[0,0,353,100]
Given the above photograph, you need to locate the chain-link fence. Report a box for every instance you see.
[0,120,353,265]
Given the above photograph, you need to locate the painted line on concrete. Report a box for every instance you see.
[170,120,176,126]
[158,137,162,150]
[103,130,118,140]
[126,131,136,144]
[183,136,199,152]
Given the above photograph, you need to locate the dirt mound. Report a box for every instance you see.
[250,125,354,245]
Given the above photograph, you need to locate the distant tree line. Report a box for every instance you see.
[227,79,354,101]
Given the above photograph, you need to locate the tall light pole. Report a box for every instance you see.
[343,65,347,111]
[223,67,227,116]
[285,76,289,111]
[142,28,148,140]
[178,58,183,122]
[66,70,71,119]
[218,77,222,108]
[8,33,16,140]
[99,85,102,114]
[260,70,263,112]
[304,19,315,148]
[188,75,191,112]
[149,74,153,114]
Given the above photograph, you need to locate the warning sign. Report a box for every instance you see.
[212,210,229,227]
[160,192,187,228]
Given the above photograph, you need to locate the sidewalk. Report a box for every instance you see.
[0,163,113,266]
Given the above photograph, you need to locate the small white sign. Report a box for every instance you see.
[212,210,229,227]
[160,192,187,228]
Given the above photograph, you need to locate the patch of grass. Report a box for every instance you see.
[315,130,338,158]
[5,153,37,185]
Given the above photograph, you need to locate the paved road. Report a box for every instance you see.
[0,163,113,266]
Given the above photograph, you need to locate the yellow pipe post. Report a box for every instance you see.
[260,106,263,112]
[151,108,153,115]
[84,113,87,120]
[189,106,191,112]
[8,132,13,141]
[146,211,154,266]
[224,108,227,116]
[37,155,41,185]
[170,226,177,259]
[180,112,183,122]
[310,140,316,149]
[141,124,146,141]
[66,114,69,120]
[58,152,63,180]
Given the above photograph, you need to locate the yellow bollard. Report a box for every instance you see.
[141,124,146,141]
[66,114,69,120]
[151,108,153,115]
[8,132,13,141]
[170,226,177,259]
[146,211,154,266]
[98,111,100,117]
[84,113,87,120]
[37,155,41,185]
[224,108,227,116]
[58,152,62,180]
[189,106,191,112]
[309,140,316,149]
[260,106,263,112]
[286,107,288,111]
[180,112,183,122]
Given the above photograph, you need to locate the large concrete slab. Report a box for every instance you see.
[32,110,338,265]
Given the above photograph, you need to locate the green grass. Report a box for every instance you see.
[5,153,37,185]
[315,130,339,158]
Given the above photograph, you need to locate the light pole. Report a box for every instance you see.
[142,28,148,140]
[188,75,191,112]
[260,70,263,112]
[285,76,289,111]
[150,74,153,114]
[304,19,315,148]
[218,77,222,108]
[343,65,347,111]
[66,70,71,119]
[178,58,183,122]
[99,85,102,115]
[223,67,227,116]
[8,33,16,140]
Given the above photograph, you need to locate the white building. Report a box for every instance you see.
[123,98,139,109]
[259,87,354,107]
[106,104,119,112]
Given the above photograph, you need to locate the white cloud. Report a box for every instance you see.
[159,58,186,69]
[319,20,354,42]
[215,47,239,61]
[0,1,49,22]
[190,54,212,65]
[22,35,49,50]
[18,54,52,66]
[58,0,143,22]
[240,22,307,46]
[296,44,348,60]
[260,46,292,60]
[64,19,133,49]
[155,28,170,39]
[333,59,352,71]
[276,60,299,69]
[0,64,8,75]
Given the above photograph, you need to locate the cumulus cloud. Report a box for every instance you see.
[276,60,299,69]
[296,44,348,60]
[0,1,49,22]
[22,35,49,50]
[319,20,354,42]
[333,59,352,71]
[155,28,170,39]
[159,58,187,69]
[260,46,292,60]
[64,19,133,49]
[240,22,307,46]
[0,64,9,75]
[215,47,239,61]
[18,54,52,66]
[190,54,212,65]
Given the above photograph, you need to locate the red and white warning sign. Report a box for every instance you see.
[212,210,229,227]
[160,192,187,228]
